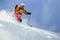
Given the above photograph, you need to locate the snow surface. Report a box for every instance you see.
[0,10,60,40]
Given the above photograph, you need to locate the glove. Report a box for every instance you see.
[27,12,31,15]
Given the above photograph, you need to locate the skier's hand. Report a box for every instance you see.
[27,12,31,15]
[13,8,15,10]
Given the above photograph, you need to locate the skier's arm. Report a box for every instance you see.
[22,9,31,15]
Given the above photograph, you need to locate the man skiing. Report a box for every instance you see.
[14,3,31,22]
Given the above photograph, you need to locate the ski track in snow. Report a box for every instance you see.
[0,10,60,40]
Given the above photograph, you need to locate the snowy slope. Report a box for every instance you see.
[0,10,60,40]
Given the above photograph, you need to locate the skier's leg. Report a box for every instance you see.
[18,14,22,22]
[15,13,22,22]
[16,13,22,22]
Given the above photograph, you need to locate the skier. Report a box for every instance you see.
[13,3,31,22]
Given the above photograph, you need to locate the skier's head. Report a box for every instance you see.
[16,5,18,6]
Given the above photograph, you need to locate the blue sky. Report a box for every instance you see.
[0,0,60,33]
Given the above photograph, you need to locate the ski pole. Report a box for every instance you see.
[27,15,30,26]
[27,12,32,26]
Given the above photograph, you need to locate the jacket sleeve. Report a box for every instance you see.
[21,9,31,15]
